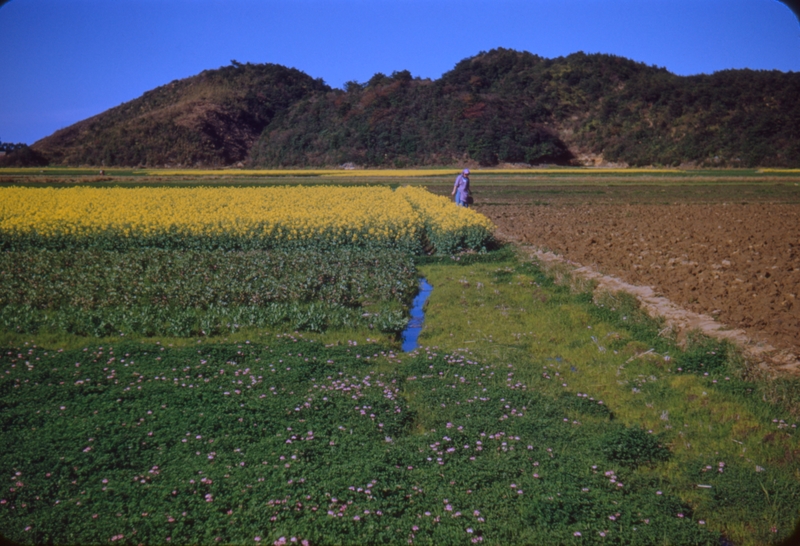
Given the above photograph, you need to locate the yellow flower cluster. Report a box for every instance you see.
[396,186,495,253]
[0,186,495,252]
[148,169,459,178]
[146,168,685,177]
[397,186,495,233]
[0,186,417,241]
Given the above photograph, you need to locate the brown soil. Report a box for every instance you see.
[467,193,800,374]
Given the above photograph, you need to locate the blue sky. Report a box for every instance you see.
[1,0,798,145]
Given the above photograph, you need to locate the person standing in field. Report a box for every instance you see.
[451,168,471,207]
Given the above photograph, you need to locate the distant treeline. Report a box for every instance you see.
[0,141,48,167]
[0,142,28,153]
[21,49,800,168]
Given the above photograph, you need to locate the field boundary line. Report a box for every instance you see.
[496,229,800,377]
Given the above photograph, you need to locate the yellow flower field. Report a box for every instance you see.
[0,185,494,253]
[148,169,460,177]
[147,168,683,177]
[0,167,686,177]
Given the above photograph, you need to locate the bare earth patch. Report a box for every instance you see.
[478,203,800,376]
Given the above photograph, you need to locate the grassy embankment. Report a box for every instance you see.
[417,248,800,545]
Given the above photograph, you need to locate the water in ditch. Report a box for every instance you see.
[401,278,433,352]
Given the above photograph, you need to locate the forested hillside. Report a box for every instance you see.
[22,49,800,168]
[252,49,800,168]
[30,62,329,167]
[248,64,572,167]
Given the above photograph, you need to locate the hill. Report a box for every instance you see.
[31,62,329,167]
[25,50,800,168]
[252,49,800,168]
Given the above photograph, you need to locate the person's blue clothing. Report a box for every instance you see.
[453,173,470,206]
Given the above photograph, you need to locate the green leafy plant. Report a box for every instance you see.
[601,426,671,468]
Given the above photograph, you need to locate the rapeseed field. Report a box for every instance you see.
[0,186,493,254]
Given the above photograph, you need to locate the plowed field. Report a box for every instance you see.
[432,179,800,363]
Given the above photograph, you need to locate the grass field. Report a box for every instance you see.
[1,174,799,545]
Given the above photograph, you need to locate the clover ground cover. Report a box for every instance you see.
[1,337,720,545]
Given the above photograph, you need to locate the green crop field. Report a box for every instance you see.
[0,248,416,338]
[1,179,798,545]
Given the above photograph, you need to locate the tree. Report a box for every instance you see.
[0,145,49,167]
[344,81,363,93]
